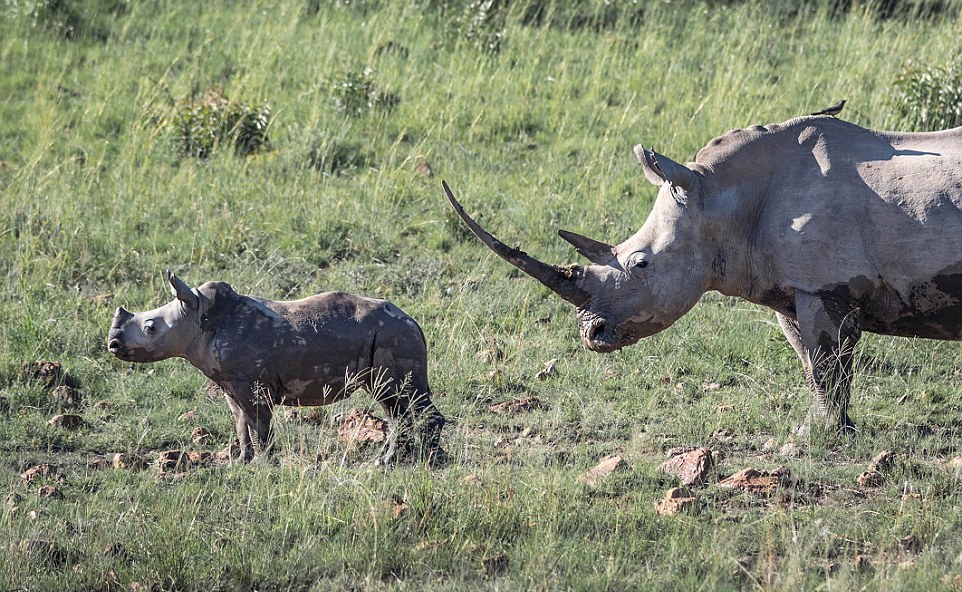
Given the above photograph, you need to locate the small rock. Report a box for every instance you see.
[22,360,79,389]
[112,453,148,470]
[390,495,408,520]
[178,410,200,422]
[87,456,111,471]
[869,450,896,472]
[702,382,722,391]
[714,404,734,412]
[47,414,84,429]
[337,409,388,444]
[186,451,212,467]
[38,486,64,500]
[719,467,789,495]
[215,440,240,462]
[535,359,558,381]
[578,455,627,485]
[191,426,211,444]
[488,396,545,414]
[710,428,735,443]
[19,539,68,566]
[857,469,883,488]
[50,385,82,410]
[92,399,110,410]
[946,456,962,471]
[658,447,713,486]
[414,161,433,177]
[762,437,779,452]
[476,347,504,363]
[654,487,696,516]
[778,441,800,457]
[852,554,872,573]
[481,552,509,577]
[20,464,60,484]
[899,534,922,554]
[155,450,187,472]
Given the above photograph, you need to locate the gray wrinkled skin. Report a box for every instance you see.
[447,117,962,433]
[107,271,445,464]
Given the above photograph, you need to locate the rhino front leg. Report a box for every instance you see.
[224,382,275,462]
[792,291,862,433]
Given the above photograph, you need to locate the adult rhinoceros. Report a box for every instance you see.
[444,116,962,432]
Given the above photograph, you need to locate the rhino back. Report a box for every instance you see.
[701,119,962,338]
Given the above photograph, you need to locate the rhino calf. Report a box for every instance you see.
[107,271,445,464]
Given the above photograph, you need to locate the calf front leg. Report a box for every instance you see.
[224,382,275,461]
[792,291,862,433]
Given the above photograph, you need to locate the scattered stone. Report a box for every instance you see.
[178,410,200,422]
[946,457,962,471]
[710,428,735,444]
[215,440,240,462]
[659,447,713,486]
[47,414,84,429]
[762,437,779,452]
[337,409,388,444]
[205,382,223,398]
[19,539,68,566]
[719,467,790,495]
[899,534,922,554]
[856,468,883,488]
[191,426,212,444]
[778,441,800,457]
[414,161,433,177]
[22,360,79,389]
[50,385,82,409]
[481,552,509,577]
[186,451,212,467]
[155,450,188,472]
[86,457,110,471]
[112,453,148,471]
[89,293,113,307]
[702,382,722,391]
[476,346,504,363]
[852,554,872,573]
[102,542,130,561]
[391,495,408,520]
[714,404,734,413]
[654,487,696,516]
[535,359,558,381]
[92,399,110,410]
[869,450,896,472]
[578,455,627,485]
[487,396,545,414]
[38,486,64,500]
[20,464,60,484]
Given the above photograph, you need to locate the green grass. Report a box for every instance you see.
[3,0,962,589]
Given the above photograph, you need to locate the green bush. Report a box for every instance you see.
[894,51,962,131]
[161,88,272,158]
[329,66,400,117]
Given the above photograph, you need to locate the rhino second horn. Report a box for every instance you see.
[558,229,614,265]
[441,180,590,308]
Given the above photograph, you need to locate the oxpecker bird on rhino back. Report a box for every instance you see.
[107,271,445,464]
[444,116,962,432]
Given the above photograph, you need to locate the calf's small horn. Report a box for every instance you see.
[442,180,590,308]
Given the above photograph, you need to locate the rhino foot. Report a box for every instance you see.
[795,406,857,438]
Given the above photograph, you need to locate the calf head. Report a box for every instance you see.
[443,147,711,353]
[107,271,210,362]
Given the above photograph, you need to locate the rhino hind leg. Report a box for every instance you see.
[787,294,861,434]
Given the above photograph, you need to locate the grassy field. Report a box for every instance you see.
[3,0,962,589]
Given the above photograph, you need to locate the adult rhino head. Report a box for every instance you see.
[443,146,710,353]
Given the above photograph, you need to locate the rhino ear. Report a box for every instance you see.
[634,145,697,193]
[167,270,199,311]
[558,229,615,265]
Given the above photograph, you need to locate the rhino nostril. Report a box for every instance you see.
[107,338,122,352]
[587,320,606,341]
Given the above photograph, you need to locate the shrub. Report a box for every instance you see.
[329,67,400,117]
[161,89,272,158]
[894,52,962,131]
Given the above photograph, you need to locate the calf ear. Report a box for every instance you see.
[167,270,199,311]
[634,145,697,193]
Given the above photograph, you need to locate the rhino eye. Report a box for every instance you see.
[627,252,649,270]
[143,320,156,334]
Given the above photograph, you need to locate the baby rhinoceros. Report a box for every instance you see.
[107,271,445,465]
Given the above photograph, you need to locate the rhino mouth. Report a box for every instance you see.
[579,311,639,353]
[106,337,159,363]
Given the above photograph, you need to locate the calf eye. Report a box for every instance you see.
[144,320,156,334]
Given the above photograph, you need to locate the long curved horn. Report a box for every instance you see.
[442,180,589,307]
